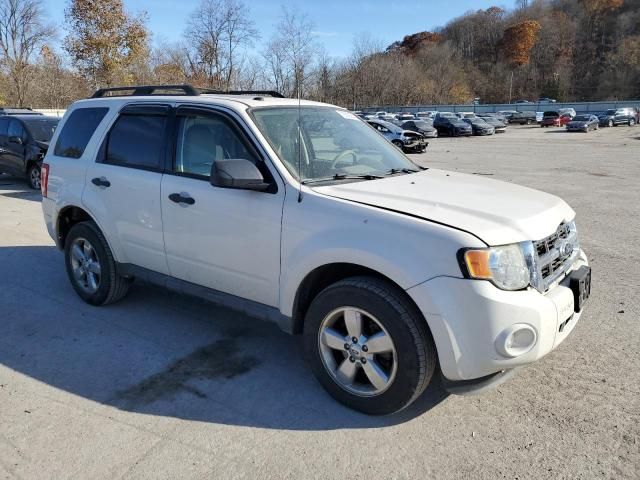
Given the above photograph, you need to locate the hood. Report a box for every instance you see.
[312,169,574,246]
[568,121,587,126]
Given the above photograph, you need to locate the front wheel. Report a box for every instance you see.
[630,119,636,126]
[27,163,41,190]
[608,119,614,127]
[65,221,132,306]
[391,140,403,150]
[303,277,437,415]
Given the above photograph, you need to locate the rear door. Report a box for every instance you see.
[0,117,10,173]
[160,105,284,307]
[5,119,27,175]
[82,104,171,274]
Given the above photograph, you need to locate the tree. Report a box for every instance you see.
[64,0,148,88]
[263,7,318,98]
[184,0,258,90]
[0,0,54,106]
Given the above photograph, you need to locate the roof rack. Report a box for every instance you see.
[90,84,285,99]
[198,89,285,98]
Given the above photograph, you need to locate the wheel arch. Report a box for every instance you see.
[56,205,101,250]
[290,262,428,336]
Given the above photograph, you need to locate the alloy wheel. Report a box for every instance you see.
[29,167,41,190]
[318,307,397,397]
[69,237,102,294]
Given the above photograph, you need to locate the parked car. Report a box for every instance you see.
[461,117,495,135]
[401,120,438,138]
[509,111,537,125]
[395,114,415,123]
[416,111,437,119]
[0,115,59,189]
[433,113,473,136]
[541,111,571,127]
[566,114,599,132]
[597,108,638,127]
[367,119,427,152]
[41,84,591,415]
[558,108,576,118]
[477,112,508,124]
[538,97,557,103]
[514,100,531,104]
[497,110,519,121]
[536,112,544,123]
[479,116,507,133]
[455,112,476,119]
[0,108,43,116]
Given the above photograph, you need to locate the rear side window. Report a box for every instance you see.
[105,114,166,170]
[54,107,108,158]
[0,118,9,136]
[8,119,25,140]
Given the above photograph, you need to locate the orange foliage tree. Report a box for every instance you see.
[501,20,542,67]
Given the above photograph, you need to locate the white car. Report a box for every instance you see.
[41,85,591,415]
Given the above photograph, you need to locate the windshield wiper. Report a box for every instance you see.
[301,173,383,185]
[384,168,420,176]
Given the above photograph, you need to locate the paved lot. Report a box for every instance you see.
[0,124,638,479]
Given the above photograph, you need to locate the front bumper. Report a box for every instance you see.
[407,249,589,382]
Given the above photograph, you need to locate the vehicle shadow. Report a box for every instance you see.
[0,174,40,202]
[0,245,450,432]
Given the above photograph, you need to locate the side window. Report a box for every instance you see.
[105,114,166,170]
[0,117,9,137]
[54,107,108,158]
[174,112,258,177]
[8,119,24,140]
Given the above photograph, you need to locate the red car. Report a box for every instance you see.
[541,111,572,127]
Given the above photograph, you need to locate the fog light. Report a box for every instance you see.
[496,324,537,358]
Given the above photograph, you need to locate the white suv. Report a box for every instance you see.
[41,85,591,415]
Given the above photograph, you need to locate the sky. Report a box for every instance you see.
[44,0,516,58]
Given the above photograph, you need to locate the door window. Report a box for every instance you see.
[105,114,166,170]
[0,118,9,137]
[8,120,25,140]
[54,107,108,158]
[174,112,258,177]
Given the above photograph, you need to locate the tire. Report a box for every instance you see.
[391,140,403,149]
[303,276,437,415]
[630,119,636,126]
[608,119,614,127]
[64,221,132,306]
[27,163,41,190]
[526,119,532,125]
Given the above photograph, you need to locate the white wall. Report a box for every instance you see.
[33,108,66,117]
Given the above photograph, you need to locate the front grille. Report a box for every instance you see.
[531,222,578,292]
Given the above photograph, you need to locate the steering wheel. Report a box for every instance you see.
[331,150,357,170]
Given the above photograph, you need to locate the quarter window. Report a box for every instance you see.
[8,120,24,140]
[174,112,258,177]
[54,107,108,158]
[0,118,8,136]
[106,114,166,170]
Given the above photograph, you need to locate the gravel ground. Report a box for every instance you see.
[0,124,638,479]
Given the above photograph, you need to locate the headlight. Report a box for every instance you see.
[462,244,530,290]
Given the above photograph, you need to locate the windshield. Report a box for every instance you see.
[604,109,616,115]
[251,107,418,183]
[23,118,59,142]
[573,115,590,121]
[412,121,431,128]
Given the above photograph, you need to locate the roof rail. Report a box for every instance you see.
[198,89,285,98]
[90,84,286,99]
[91,84,201,98]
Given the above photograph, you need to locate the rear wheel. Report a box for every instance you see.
[27,163,40,190]
[630,119,636,126]
[392,140,403,149]
[608,119,614,127]
[64,221,132,306]
[303,276,437,415]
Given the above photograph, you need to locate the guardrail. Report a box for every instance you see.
[361,100,640,114]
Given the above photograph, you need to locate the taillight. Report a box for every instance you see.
[41,163,49,197]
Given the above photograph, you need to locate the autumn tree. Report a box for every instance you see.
[0,0,54,106]
[64,0,148,88]
[184,0,258,90]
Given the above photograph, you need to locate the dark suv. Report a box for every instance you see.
[0,115,60,189]
[433,113,472,137]
[509,111,537,125]
[598,108,638,127]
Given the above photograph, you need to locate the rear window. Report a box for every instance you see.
[105,114,166,170]
[23,118,59,142]
[54,108,108,158]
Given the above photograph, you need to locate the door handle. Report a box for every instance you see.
[91,177,111,188]
[168,192,195,205]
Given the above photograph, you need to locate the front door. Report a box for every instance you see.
[160,105,284,307]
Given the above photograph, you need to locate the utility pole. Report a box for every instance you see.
[509,71,514,104]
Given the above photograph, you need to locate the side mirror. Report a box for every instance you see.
[9,136,22,145]
[210,159,270,191]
